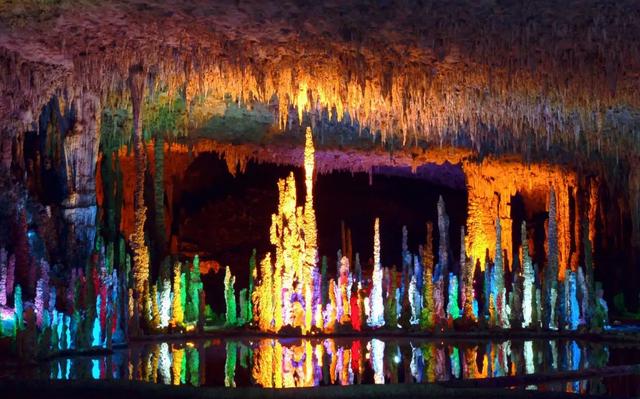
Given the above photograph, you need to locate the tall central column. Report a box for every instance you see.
[128,64,150,315]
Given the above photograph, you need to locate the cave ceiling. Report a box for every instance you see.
[1,0,640,166]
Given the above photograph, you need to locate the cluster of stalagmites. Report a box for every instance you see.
[220,129,608,334]
[236,194,608,334]
[0,226,208,360]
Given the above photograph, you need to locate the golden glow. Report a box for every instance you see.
[254,128,319,333]
[253,253,273,332]
[171,262,184,326]
[464,159,578,279]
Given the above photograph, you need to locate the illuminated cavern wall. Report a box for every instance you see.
[107,137,589,281]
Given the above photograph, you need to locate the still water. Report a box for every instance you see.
[35,337,640,396]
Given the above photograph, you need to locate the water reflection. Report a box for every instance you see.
[40,337,638,395]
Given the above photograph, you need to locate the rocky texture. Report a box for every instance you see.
[61,91,101,265]
[1,0,640,161]
[2,0,640,250]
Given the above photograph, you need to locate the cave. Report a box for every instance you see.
[1,1,640,398]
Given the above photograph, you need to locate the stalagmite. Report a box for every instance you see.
[129,64,150,320]
[409,257,421,325]
[384,267,398,328]
[545,188,560,330]
[493,218,508,328]
[0,249,6,307]
[171,262,184,326]
[460,228,475,321]
[150,285,160,328]
[568,271,580,330]
[368,218,385,328]
[224,266,237,326]
[447,273,460,320]
[248,249,256,325]
[254,253,273,332]
[186,257,203,324]
[6,255,14,301]
[434,197,449,324]
[14,285,23,329]
[421,223,435,329]
[338,256,351,324]
[158,278,171,328]
[521,222,535,328]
